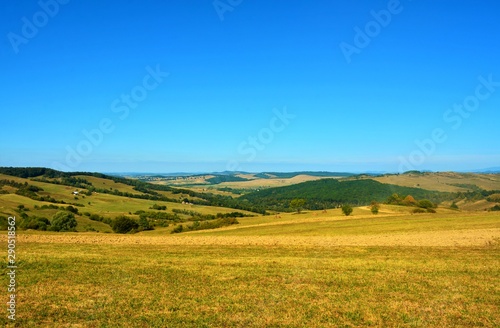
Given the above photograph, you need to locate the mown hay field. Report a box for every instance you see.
[1,211,499,327]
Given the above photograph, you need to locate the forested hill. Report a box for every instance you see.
[239,178,452,211]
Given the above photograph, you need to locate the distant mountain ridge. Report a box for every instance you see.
[470,167,500,173]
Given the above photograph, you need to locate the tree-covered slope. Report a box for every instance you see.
[239,178,452,211]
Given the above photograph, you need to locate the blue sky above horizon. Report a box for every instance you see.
[1,0,499,173]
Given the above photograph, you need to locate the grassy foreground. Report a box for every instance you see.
[1,212,499,327]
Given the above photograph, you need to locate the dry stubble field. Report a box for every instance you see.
[1,211,499,327]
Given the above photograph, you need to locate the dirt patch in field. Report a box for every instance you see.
[6,228,500,247]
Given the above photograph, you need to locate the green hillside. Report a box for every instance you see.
[205,175,249,184]
[239,178,453,211]
[0,167,267,214]
[0,168,260,233]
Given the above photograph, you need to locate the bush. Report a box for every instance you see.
[112,216,139,234]
[66,205,79,214]
[50,211,77,232]
[0,216,8,230]
[403,195,417,206]
[41,204,60,210]
[20,216,50,231]
[139,211,182,222]
[290,198,306,213]
[486,194,500,202]
[412,208,426,214]
[490,204,500,211]
[88,214,112,225]
[187,218,239,232]
[138,217,154,231]
[171,224,184,234]
[342,205,353,216]
[450,202,459,210]
[418,199,435,209]
[386,193,402,205]
[150,204,167,210]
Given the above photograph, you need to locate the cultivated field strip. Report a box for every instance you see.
[9,227,499,247]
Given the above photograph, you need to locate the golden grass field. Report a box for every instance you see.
[152,172,500,193]
[369,172,500,193]
[1,209,499,327]
[217,175,339,189]
[149,174,341,198]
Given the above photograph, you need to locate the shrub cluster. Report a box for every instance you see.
[150,204,167,210]
[50,211,78,232]
[386,193,437,213]
[135,210,181,222]
[171,218,239,234]
[111,215,154,233]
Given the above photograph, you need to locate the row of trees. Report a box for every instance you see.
[171,218,239,234]
[287,194,434,217]
[15,211,77,232]
[289,198,356,216]
[111,215,153,233]
[386,194,435,208]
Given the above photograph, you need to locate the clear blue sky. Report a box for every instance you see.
[1,0,499,173]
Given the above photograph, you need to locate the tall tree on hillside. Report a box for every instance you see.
[290,198,306,213]
[370,201,380,214]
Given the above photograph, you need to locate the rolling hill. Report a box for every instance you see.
[238,178,454,211]
[1,167,499,233]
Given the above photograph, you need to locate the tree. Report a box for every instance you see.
[66,205,79,214]
[112,216,139,234]
[51,211,77,232]
[490,204,500,212]
[370,204,379,214]
[138,216,153,231]
[386,193,401,205]
[151,204,167,210]
[290,198,306,213]
[20,216,50,231]
[403,195,416,206]
[171,224,184,234]
[418,199,435,209]
[342,204,353,216]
